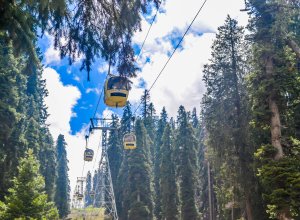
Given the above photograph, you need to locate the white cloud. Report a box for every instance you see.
[102,108,114,119]
[86,88,100,95]
[43,67,85,193]
[43,33,61,65]
[130,0,249,116]
[73,76,80,82]
[43,67,81,138]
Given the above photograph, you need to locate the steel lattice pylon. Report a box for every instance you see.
[91,118,118,220]
[73,177,86,209]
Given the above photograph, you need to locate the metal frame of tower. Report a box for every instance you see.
[90,118,119,220]
[73,177,86,209]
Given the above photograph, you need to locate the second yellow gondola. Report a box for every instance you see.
[104,75,131,107]
[84,148,94,161]
[123,133,137,150]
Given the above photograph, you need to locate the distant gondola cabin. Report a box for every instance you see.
[90,191,95,198]
[104,76,131,107]
[84,148,94,161]
[123,133,136,150]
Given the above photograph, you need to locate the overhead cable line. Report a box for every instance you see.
[133,0,209,115]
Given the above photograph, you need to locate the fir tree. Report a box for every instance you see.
[108,114,122,188]
[127,119,153,220]
[202,16,263,219]
[160,124,179,220]
[176,106,199,220]
[85,171,93,207]
[0,149,58,219]
[247,1,300,218]
[54,134,70,218]
[0,0,160,79]
[154,107,168,220]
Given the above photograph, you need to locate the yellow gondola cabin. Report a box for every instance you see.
[84,148,94,161]
[123,133,136,150]
[104,75,131,107]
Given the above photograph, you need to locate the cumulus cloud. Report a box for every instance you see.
[130,0,249,116]
[43,67,84,191]
[86,88,100,95]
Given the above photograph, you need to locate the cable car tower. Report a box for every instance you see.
[90,118,118,220]
[73,177,86,209]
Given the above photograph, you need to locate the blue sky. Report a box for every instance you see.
[40,0,249,195]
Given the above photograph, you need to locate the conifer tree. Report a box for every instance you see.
[201,16,263,219]
[154,107,168,220]
[176,106,199,220]
[127,119,153,220]
[85,171,93,207]
[0,149,58,219]
[108,114,122,188]
[0,36,23,198]
[54,134,70,218]
[160,124,179,220]
[0,0,160,79]
[246,1,300,218]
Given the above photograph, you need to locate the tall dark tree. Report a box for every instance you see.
[127,119,153,220]
[201,16,265,219]
[154,107,168,220]
[246,1,300,219]
[85,171,93,207]
[0,149,58,219]
[176,106,199,220]
[0,0,160,79]
[54,134,70,218]
[160,124,179,220]
[108,114,122,188]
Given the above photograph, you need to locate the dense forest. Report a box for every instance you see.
[1,0,300,220]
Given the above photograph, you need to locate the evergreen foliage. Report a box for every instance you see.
[85,171,93,207]
[0,0,160,79]
[127,119,153,220]
[0,149,58,219]
[246,0,300,218]
[154,107,168,220]
[160,124,179,220]
[176,106,199,220]
[54,134,70,218]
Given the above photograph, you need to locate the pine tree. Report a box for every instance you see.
[176,106,199,220]
[85,171,93,207]
[0,149,58,219]
[246,1,300,218]
[39,127,57,201]
[54,134,70,218]
[0,35,23,199]
[127,119,153,220]
[0,0,160,79]
[160,124,179,220]
[154,107,168,220]
[201,16,264,219]
[108,114,122,188]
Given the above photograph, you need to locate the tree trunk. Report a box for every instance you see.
[245,194,253,220]
[266,57,293,219]
[286,38,300,60]
[265,57,284,159]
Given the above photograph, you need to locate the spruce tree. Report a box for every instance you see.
[154,107,168,220]
[127,119,153,220]
[160,124,179,220]
[246,1,300,218]
[108,114,122,188]
[54,134,70,218]
[176,106,199,220]
[0,0,160,79]
[201,16,264,219]
[0,149,58,219]
[85,171,93,207]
